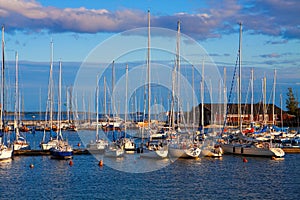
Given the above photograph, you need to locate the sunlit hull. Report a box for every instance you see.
[141,148,168,159]
[40,139,59,150]
[87,139,108,153]
[169,146,201,159]
[0,145,13,160]
[220,143,285,158]
[105,147,124,157]
[13,142,31,151]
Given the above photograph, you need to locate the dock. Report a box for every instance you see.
[12,147,300,156]
[282,147,300,154]
[13,148,91,156]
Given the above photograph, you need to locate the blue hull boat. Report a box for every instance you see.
[50,141,73,160]
[50,148,73,159]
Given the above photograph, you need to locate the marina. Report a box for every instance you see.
[5,126,300,158]
[0,0,300,199]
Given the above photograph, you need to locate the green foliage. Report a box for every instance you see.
[286,87,299,115]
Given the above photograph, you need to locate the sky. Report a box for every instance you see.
[0,0,299,112]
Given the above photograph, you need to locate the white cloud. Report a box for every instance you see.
[0,0,299,40]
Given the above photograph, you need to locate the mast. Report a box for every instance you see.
[219,79,222,127]
[125,64,128,133]
[280,93,283,128]
[82,94,86,122]
[1,25,5,133]
[171,66,176,130]
[238,22,243,132]
[66,86,70,123]
[250,68,254,122]
[263,76,267,125]
[14,51,19,139]
[272,69,276,125]
[112,60,115,118]
[96,75,99,141]
[104,77,106,117]
[50,40,54,129]
[69,86,73,123]
[111,60,115,132]
[39,87,42,122]
[210,78,213,126]
[192,65,195,131]
[147,10,151,126]
[201,60,204,134]
[176,21,181,125]
[223,67,227,123]
[58,60,62,139]
[88,94,91,125]
[43,39,53,132]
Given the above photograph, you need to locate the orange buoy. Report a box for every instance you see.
[77,143,81,147]
[29,164,34,169]
[98,160,103,167]
[243,157,248,163]
[69,160,73,166]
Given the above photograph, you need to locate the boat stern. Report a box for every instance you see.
[270,148,285,158]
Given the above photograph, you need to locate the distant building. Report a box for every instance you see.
[187,102,295,126]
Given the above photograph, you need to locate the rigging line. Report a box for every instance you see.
[243,73,252,115]
[266,81,275,111]
[221,51,240,134]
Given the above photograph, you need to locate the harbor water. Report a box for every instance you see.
[0,130,300,199]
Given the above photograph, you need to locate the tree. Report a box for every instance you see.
[286,87,298,115]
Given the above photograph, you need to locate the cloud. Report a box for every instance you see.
[245,54,300,67]
[265,40,288,45]
[258,52,300,60]
[260,53,281,58]
[0,0,146,33]
[240,0,300,39]
[209,53,222,57]
[0,0,300,40]
[208,53,231,57]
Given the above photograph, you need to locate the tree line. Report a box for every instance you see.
[286,87,299,126]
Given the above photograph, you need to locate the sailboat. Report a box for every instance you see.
[122,64,136,152]
[198,60,222,158]
[101,61,124,131]
[0,25,13,160]
[50,60,73,159]
[139,10,168,159]
[13,51,30,151]
[104,61,125,158]
[168,21,201,159]
[219,23,285,159]
[87,75,108,153]
[40,40,59,150]
[104,141,125,157]
[65,87,77,132]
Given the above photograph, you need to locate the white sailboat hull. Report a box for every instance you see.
[201,149,222,158]
[200,146,223,158]
[169,147,201,159]
[13,142,30,151]
[220,143,285,158]
[0,145,13,160]
[150,132,167,140]
[141,147,168,159]
[105,147,124,157]
[123,139,136,152]
[87,139,108,153]
[40,139,59,150]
